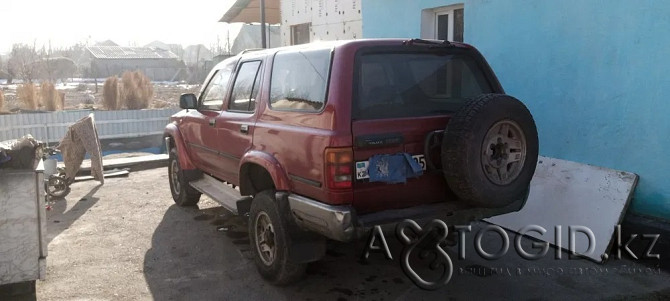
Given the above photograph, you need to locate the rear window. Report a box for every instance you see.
[353,50,493,120]
[270,48,332,112]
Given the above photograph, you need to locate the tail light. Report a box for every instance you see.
[325,147,353,189]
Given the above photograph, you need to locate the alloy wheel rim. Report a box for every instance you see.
[170,159,181,195]
[255,211,277,266]
[481,120,527,185]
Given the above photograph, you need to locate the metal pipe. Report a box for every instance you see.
[260,0,267,48]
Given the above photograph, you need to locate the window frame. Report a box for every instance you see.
[197,58,238,111]
[227,60,263,114]
[267,48,334,114]
[290,23,312,45]
[421,4,464,42]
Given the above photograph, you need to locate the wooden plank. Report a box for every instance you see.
[74,169,130,182]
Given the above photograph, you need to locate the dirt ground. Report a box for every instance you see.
[35,167,670,301]
[0,81,199,112]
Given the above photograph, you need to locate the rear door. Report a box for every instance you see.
[351,46,496,213]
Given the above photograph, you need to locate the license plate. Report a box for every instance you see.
[355,155,426,180]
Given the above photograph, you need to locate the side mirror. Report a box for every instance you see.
[180,93,198,110]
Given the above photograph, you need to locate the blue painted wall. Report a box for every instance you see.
[363,0,670,219]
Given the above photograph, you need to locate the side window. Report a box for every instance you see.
[269,49,331,112]
[199,61,234,110]
[229,61,262,112]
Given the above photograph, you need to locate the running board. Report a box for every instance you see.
[189,174,249,215]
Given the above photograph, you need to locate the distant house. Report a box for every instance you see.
[219,0,281,50]
[94,40,119,47]
[228,24,280,53]
[144,41,171,51]
[183,45,214,65]
[85,46,186,81]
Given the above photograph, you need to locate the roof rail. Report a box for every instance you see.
[239,48,265,55]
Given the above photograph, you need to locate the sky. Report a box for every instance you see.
[0,0,239,53]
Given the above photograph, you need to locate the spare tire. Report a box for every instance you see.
[442,94,538,208]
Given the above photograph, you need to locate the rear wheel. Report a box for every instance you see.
[442,94,538,208]
[249,190,306,285]
[168,147,201,206]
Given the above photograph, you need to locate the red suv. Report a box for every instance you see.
[164,39,538,284]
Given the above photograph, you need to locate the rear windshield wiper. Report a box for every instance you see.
[402,38,453,47]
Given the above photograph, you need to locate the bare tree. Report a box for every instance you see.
[8,43,41,83]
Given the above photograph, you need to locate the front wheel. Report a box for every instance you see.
[249,190,306,285]
[168,147,201,206]
[45,174,71,198]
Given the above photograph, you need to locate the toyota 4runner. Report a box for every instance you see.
[164,38,539,284]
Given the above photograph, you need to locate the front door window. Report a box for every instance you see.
[199,60,235,111]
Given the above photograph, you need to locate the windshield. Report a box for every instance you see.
[353,50,493,120]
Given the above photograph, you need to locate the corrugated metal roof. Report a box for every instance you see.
[86,46,179,60]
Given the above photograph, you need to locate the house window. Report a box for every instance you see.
[421,4,464,42]
[291,23,311,45]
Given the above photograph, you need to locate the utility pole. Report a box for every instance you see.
[260,0,267,48]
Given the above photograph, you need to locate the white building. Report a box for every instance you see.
[280,0,362,46]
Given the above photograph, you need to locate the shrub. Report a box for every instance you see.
[0,90,4,111]
[121,70,153,109]
[103,76,120,110]
[17,83,37,110]
[40,81,60,111]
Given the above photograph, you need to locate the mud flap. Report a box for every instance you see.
[275,191,327,264]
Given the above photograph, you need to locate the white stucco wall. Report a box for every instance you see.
[280,0,362,46]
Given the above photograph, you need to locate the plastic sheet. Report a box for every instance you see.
[0,135,41,170]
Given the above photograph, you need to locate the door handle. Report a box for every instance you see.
[208,118,215,127]
[240,124,249,134]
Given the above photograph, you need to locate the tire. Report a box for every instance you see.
[442,94,538,208]
[0,281,36,301]
[168,147,201,206]
[249,190,306,285]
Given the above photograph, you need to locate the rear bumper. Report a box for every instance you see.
[287,190,528,242]
[288,194,358,242]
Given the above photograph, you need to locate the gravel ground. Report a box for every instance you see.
[35,167,670,301]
